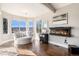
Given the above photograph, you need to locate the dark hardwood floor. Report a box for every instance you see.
[17,43,68,56]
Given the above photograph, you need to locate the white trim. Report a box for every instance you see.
[49,41,68,48]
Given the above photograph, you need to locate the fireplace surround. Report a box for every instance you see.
[49,27,71,37]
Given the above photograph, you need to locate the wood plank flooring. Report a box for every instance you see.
[17,43,68,56]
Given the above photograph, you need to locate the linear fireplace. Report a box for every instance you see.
[49,27,71,37]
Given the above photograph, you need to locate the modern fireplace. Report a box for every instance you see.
[49,27,71,37]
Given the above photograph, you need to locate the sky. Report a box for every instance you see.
[11,20,33,28]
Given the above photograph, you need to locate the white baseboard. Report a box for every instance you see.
[49,41,68,48]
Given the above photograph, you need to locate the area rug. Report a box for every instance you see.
[0,47,17,56]
[0,40,17,56]
[0,40,36,56]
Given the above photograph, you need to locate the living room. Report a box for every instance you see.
[0,3,79,56]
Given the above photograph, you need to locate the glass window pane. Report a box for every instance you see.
[11,20,19,33]
[29,20,33,28]
[26,20,29,28]
[19,20,26,28]
[11,20,19,28]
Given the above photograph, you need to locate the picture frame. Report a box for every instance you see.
[53,13,68,25]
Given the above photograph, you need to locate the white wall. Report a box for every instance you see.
[49,3,79,48]
[0,11,32,43]
[36,4,79,48]
[0,10,3,42]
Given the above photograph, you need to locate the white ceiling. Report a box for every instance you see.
[0,3,71,17]
[52,3,71,10]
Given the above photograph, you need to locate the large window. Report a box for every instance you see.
[27,20,33,35]
[42,20,48,28]
[19,20,26,31]
[11,19,33,33]
[3,18,8,34]
[36,20,42,33]
[11,19,26,33]
[41,20,48,33]
[36,20,48,33]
